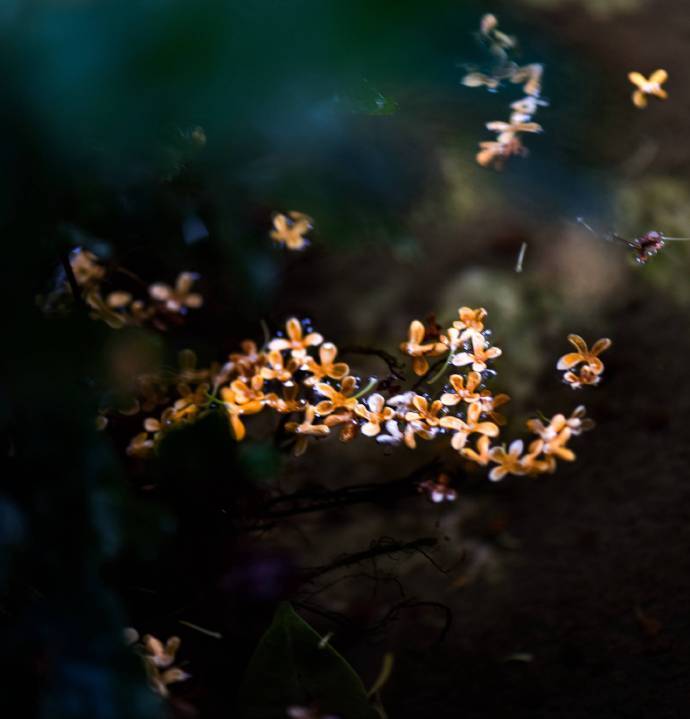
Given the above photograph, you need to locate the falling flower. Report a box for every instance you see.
[285,404,330,456]
[269,317,323,359]
[270,211,313,250]
[452,334,502,372]
[302,342,349,385]
[314,376,359,416]
[354,393,395,436]
[400,320,445,376]
[628,69,668,108]
[418,473,458,503]
[149,272,203,314]
[462,72,500,90]
[488,440,526,481]
[486,119,543,137]
[440,371,483,406]
[439,402,499,450]
[476,136,527,169]
[127,631,191,699]
[557,334,611,375]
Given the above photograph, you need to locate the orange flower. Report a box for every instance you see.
[557,334,611,375]
[563,365,601,389]
[302,342,349,386]
[314,376,358,416]
[528,427,575,463]
[509,63,544,97]
[402,420,437,450]
[451,334,502,372]
[220,387,264,441]
[476,135,527,169]
[354,393,395,436]
[70,248,106,287]
[260,350,298,384]
[566,405,594,435]
[149,272,203,313]
[628,69,668,108]
[488,440,526,481]
[461,434,492,466]
[477,390,510,426]
[452,307,488,343]
[269,317,323,359]
[266,384,304,413]
[439,402,499,450]
[270,211,313,250]
[228,340,263,379]
[440,371,482,406]
[324,409,359,442]
[486,119,543,137]
[285,404,330,456]
[405,395,445,428]
[126,431,156,459]
[400,320,445,376]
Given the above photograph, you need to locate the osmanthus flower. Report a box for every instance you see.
[509,63,544,97]
[270,211,313,251]
[285,404,330,456]
[477,390,510,426]
[301,342,349,386]
[269,317,324,359]
[84,287,128,329]
[486,119,543,138]
[418,473,458,504]
[488,440,527,481]
[354,393,395,436]
[452,307,488,344]
[105,291,154,325]
[439,402,500,450]
[401,419,437,450]
[476,135,527,169]
[220,387,264,441]
[557,334,611,376]
[314,376,359,416]
[126,431,156,459]
[149,272,203,314]
[563,365,601,389]
[628,69,668,108]
[528,427,575,463]
[461,434,492,466]
[440,371,483,407]
[405,395,445,429]
[70,248,106,287]
[451,333,502,372]
[520,440,555,475]
[128,631,190,699]
[566,405,595,435]
[261,350,298,384]
[228,340,264,379]
[400,320,446,376]
[177,348,214,385]
[266,385,305,414]
[324,409,359,442]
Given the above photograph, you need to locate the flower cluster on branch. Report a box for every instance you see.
[114,306,609,487]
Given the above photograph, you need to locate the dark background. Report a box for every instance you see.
[2,0,689,717]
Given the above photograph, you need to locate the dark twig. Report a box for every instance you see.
[339,345,407,381]
[244,459,440,530]
[300,537,438,583]
[58,250,86,310]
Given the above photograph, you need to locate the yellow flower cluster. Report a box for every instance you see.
[41,248,203,329]
[628,69,668,109]
[462,14,547,169]
[118,307,603,487]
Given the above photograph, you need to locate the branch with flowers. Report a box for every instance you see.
[39,247,203,330]
[112,303,611,495]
